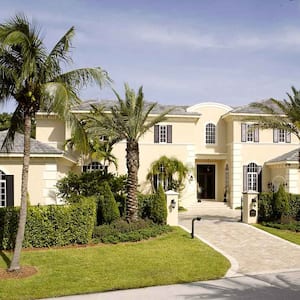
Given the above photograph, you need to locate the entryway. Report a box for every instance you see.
[197,164,215,199]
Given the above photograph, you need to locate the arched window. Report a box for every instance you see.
[0,170,6,207]
[83,161,107,173]
[206,123,216,144]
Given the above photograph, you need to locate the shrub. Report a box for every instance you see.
[150,185,167,224]
[96,182,120,225]
[258,192,274,222]
[92,219,172,244]
[0,197,96,250]
[56,171,127,216]
[274,184,290,221]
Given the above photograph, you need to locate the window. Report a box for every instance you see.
[243,163,262,192]
[83,162,107,173]
[154,125,172,143]
[206,123,216,144]
[241,123,259,142]
[273,129,291,143]
[0,170,6,207]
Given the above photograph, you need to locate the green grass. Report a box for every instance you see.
[0,227,230,300]
[254,224,300,246]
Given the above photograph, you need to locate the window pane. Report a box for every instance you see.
[206,123,216,144]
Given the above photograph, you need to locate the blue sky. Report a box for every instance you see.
[1,0,300,112]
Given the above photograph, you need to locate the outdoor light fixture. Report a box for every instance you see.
[171,199,176,209]
[191,217,201,239]
[251,198,257,209]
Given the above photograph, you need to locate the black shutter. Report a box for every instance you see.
[257,166,262,192]
[241,124,246,142]
[154,125,159,143]
[167,125,172,143]
[273,129,278,143]
[83,165,87,172]
[243,166,247,192]
[5,175,14,207]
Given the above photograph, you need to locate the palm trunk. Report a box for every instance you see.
[8,114,31,271]
[126,139,139,221]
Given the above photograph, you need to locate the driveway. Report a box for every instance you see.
[179,201,300,276]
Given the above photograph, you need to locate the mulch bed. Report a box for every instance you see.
[0,266,38,279]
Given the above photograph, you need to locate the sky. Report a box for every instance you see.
[1,0,300,112]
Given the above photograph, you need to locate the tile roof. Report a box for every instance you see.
[230,99,284,114]
[0,130,63,155]
[267,148,300,163]
[72,99,201,116]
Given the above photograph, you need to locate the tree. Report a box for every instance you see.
[250,87,300,140]
[84,84,173,221]
[250,87,300,166]
[147,156,188,192]
[0,14,110,271]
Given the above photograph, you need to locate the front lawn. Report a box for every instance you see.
[0,227,230,300]
[254,224,300,246]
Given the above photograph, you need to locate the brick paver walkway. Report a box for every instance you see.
[179,201,300,276]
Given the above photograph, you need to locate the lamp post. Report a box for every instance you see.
[191,217,201,238]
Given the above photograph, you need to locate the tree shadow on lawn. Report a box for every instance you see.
[0,250,10,267]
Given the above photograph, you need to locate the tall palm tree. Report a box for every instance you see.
[147,156,188,192]
[250,87,300,167]
[85,84,173,221]
[0,14,110,271]
[250,87,300,141]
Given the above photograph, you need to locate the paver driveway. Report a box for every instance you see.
[179,201,300,276]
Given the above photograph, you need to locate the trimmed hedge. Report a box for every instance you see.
[93,219,172,244]
[0,197,96,250]
[259,189,300,222]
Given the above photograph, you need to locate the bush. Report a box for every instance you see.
[138,186,167,224]
[93,219,172,244]
[96,182,120,225]
[274,184,290,221]
[56,171,127,216]
[0,197,96,250]
[259,188,300,224]
[258,192,274,222]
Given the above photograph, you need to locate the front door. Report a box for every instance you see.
[197,164,215,199]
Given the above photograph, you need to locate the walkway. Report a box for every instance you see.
[179,201,300,276]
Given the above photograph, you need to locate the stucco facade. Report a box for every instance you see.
[1,100,300,209]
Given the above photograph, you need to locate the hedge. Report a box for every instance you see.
[0,197,96,250]
[258,190,300,222]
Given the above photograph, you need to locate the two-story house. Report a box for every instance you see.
[1,100,299,209]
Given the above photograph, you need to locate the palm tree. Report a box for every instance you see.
[147,156,188,192]
[0,14,110,271]
[249,87,300,141]
[250,87,300,167]
[85,84,173,221]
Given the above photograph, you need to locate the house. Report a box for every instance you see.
[1,100,300,209]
